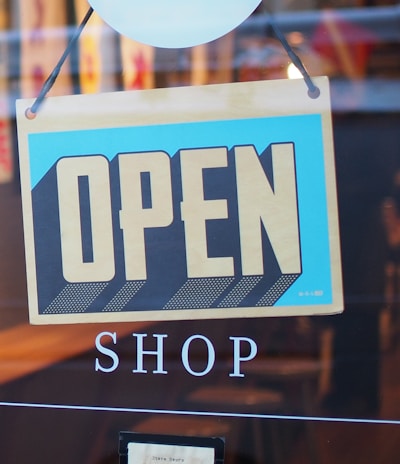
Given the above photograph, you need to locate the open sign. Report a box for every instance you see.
[17,78,342,324]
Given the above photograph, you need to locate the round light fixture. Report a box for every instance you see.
[89,0,261,48]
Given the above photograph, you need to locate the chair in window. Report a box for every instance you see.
[184,320,333,464]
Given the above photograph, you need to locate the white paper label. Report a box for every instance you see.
[127,442,214,464]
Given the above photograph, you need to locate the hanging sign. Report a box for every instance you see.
[16,77,343,325]
[88,0,261,48]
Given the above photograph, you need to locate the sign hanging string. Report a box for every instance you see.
[261,1,320,98]
[26,7,94,118]
[26,4,319,118]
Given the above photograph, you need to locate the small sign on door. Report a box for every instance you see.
[119,432,224,464]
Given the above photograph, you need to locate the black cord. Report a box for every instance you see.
[26,7,94,118]
[25,3,320,118]
[261,1,320,98]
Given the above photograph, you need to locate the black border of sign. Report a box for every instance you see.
[119,431,225,464]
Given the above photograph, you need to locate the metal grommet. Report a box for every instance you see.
[25,107,37,120]
[308,86,321,99]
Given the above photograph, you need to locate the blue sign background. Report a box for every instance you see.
[28,114,332,311]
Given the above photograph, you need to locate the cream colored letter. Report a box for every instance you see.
[57,156,115,283]
[180,147,234,278]
[235,143,301,275]
[119,152,173,280]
